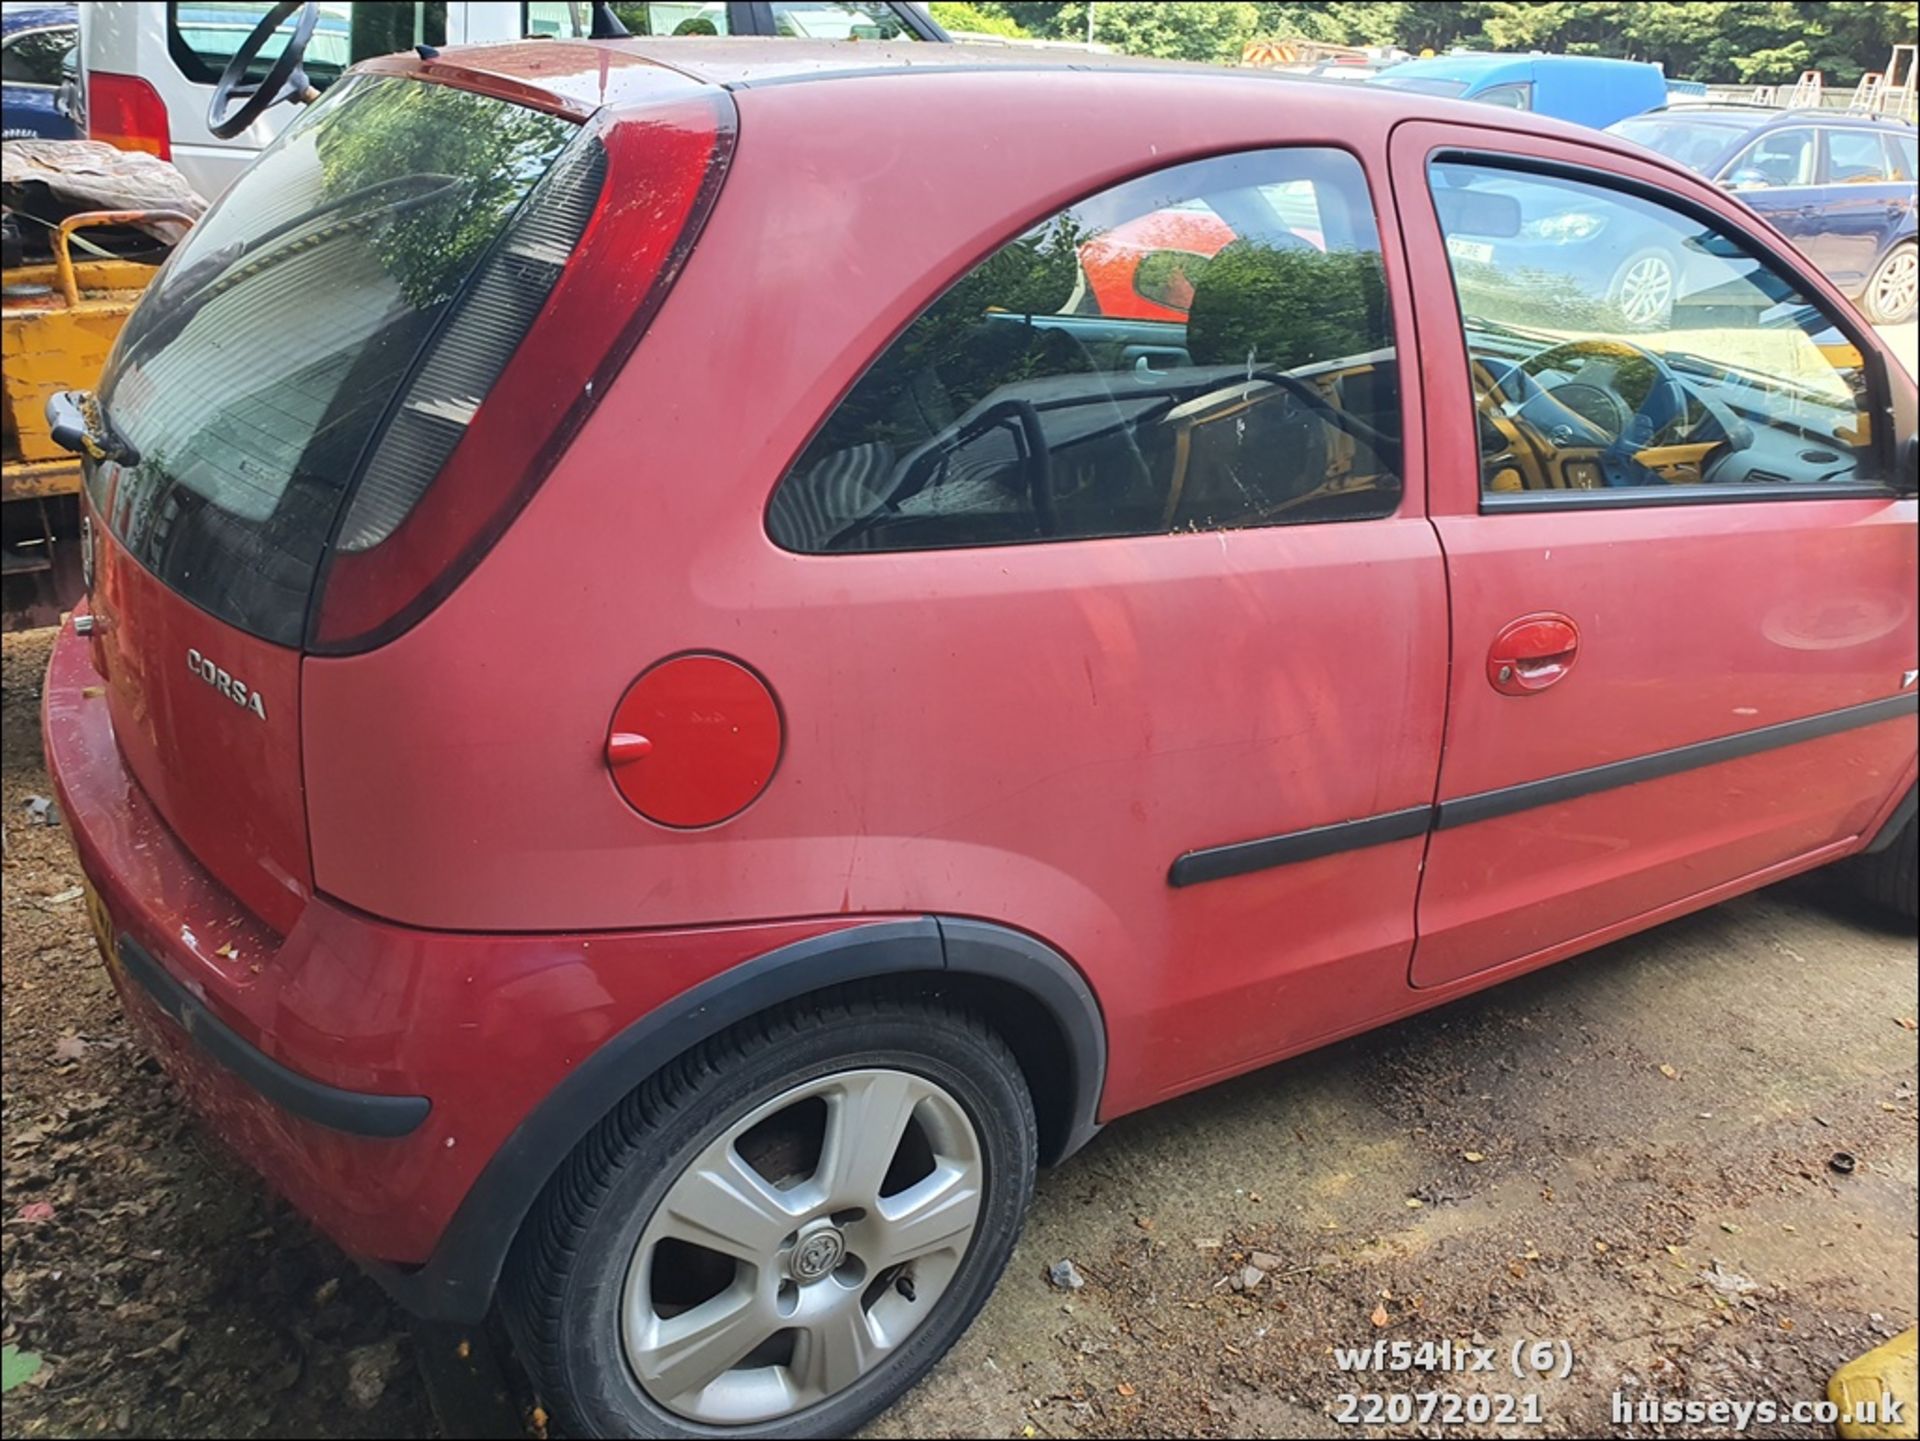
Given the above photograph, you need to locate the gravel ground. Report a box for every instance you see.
[3,622,1915,1439]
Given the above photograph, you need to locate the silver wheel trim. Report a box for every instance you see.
[620,1068,984,1425]
[1873,247,1916,318]
[1616,254,1674,328]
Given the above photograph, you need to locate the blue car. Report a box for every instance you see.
[2,2,78,140]
[1609,107,1918,323]
[1369,52,1670,130]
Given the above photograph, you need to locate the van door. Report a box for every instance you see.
[1391,119,1919,989]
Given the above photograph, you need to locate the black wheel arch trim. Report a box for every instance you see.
[1865,782,1917,853]
[368,915,1104,1322]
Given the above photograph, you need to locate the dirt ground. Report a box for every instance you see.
[3,622,1916,1439]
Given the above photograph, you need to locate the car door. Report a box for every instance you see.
[1390,119,1918,989]
[1720,125,1823,256]
[1815,126,1903,290]
[753,142,1449,1106]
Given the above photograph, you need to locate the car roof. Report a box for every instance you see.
[1637,105,1917,133]
[377,35,1667,133]
[1,2,75,36]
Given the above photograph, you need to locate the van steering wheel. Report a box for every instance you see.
[207,0,321,140]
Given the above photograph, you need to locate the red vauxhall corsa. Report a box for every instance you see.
[41,20,1919,1439]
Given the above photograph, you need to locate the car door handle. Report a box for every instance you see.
[1487,613,1580,696]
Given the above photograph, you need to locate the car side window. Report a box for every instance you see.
[2,25,76,87]
[1724,127,1815,188]
[1894,134,1919,185]
[1823,128,1893,184]
[767,149,1403,554]
[1429,159,1883,502]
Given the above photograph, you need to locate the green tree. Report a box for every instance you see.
[972,0,1914,82]
[928,1,1029,37]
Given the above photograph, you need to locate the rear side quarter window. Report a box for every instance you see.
[767,148,1403,554]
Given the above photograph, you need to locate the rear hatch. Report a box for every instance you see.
[79,57,729,933]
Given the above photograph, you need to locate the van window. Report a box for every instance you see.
[1428,159,1884,503]
[771,3,918,38]
[166,3,446,90]
[767,148,1402,554]
[530,3,734,36]
[1474,82,1532,110]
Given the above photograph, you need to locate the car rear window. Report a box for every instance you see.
[90,74,579,645]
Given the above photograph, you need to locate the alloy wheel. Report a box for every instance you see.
[1615,253,1675,329]
[1872,247,1917,322]
[620,1068,984,1425]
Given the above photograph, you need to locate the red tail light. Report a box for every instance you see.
[307,96,737,653]
[88,71,172,159]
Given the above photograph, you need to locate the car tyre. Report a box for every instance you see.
[1862,241,1918,326]
[1608,246,1678,331]
[1838,814,1918,924]
[504,989,1037,1439]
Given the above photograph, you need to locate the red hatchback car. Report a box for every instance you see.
[43,32,1918,1440]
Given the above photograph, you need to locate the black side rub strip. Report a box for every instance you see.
[1169,806,1432,887]
[1436,692,1917,831]
[115,935,430,1138]
[1170,692,1918,887]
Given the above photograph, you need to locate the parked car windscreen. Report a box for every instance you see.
[89,74,578,645]
[1607,115,1745,174]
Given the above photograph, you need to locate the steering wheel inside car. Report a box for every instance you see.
[207,1,322,140]
[1515,337,1751,486]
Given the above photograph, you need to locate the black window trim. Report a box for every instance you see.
[763,140,1415,554]
[1425,147,1900,516]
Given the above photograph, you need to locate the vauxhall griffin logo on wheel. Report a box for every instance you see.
[186,649,267,720]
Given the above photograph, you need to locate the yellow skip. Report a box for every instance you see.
[1831,1325,1917,1440]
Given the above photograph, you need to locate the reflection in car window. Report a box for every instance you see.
[2,26,75,87]
[771,2,916,39]
[1429,160,1881,501]
[767,150,1402,554]
[597,2,733,36]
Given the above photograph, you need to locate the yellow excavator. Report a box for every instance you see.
[2,141,198,627]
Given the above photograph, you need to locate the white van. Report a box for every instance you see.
[78,1,943,199]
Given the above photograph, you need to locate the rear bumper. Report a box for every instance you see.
[41,614,855,1282]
